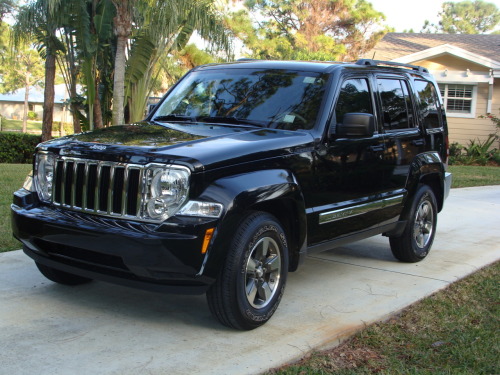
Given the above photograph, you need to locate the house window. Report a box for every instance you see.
[438,84,476,118]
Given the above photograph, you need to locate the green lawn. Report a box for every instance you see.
[0,118,43,132]
[0,164,32,252]
[268,261,499,375]
[449,165,500,188]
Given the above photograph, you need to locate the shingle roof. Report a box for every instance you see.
[366,33,500,62]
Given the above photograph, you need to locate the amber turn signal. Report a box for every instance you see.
[201,228,215,254]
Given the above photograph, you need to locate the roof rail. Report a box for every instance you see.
[355,59,429,73]
[237,58,258,61]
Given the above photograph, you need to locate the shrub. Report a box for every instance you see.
[0,132,41,164]
[27,111,38,120]
[449,134,499,166]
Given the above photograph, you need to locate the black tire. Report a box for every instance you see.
[390,184,438,263]
[206,212,289,330]
[35,262,93,285]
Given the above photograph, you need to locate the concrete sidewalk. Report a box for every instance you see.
[1,186,499,375]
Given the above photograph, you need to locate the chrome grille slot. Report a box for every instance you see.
[53,157,143,220]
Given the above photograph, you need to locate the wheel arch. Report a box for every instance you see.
[199,169,307,279]
[406,152,446,213]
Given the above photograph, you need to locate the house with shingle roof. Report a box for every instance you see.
[0,84,73,125]
[366,33,500,146]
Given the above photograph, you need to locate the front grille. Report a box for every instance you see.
[52,157,144,219]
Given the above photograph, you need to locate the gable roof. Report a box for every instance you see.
[367,33,500,62]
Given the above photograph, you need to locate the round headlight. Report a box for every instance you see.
[36,153,56,201]
[146,166,190,220]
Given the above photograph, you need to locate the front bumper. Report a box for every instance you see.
[12,189,218,294]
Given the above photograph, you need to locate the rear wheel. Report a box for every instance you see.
[390,184,437,263]
[35,262,93,285]
[206,212,289,330]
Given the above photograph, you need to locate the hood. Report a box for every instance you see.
[38,122,315,172]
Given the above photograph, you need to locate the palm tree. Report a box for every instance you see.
[110,0,132,125]
[113,0,231,124]
[13,0,65,141]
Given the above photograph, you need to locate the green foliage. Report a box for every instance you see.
[0,22,45,96]
[0,132,41,163]
[124,0,232,122]
[230,0,390,61]
[422,0,500,34]
[449,134,499,166]
[0,163,33,252]
[27,111,38,120]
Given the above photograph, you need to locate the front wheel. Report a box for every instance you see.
[390,184,437,263]
[206,212,289,330]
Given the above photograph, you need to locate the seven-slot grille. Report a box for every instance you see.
[52,157,144,219]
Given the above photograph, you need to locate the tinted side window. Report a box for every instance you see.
[414,80,443,129]
[377,79,414,130]
[335,78,373,124]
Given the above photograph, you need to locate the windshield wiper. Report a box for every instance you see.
[196,116,266,127]
[153,114,196,122]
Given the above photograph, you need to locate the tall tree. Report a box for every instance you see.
[110,0,132,125]
[0,23,45,132]
[124,0,231,122]
[232,0,389,61]
[421,0,500,34]
[0,0,15,21]
[13,0,65,141]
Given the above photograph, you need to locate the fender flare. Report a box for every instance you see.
[405,151,446,212]
[197,169,307,279]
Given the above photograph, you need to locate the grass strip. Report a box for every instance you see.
[449,165,500,188]
[0,164,32,252]
[268,261,499,375]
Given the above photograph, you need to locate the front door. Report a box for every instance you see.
[309,76,388,245]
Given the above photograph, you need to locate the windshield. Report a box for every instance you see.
[154,68,328,130]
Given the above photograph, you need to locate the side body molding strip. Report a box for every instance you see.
[318,194,404,225]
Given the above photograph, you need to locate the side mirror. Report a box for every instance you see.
[336,113,375,138]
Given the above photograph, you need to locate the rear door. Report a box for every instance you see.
[375,75,425,199]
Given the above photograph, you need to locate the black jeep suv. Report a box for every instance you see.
[12,59,452,330]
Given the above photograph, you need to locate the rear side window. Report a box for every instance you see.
[335,78,373,124]
[414,80,443,129]
[377,78,414,130]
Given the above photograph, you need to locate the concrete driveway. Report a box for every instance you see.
[1,186,499,375]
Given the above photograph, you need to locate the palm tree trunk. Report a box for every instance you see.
[112,34,127,125]
[112,1,132,126]
[42,53,56,142]
[69,82,81,133]
[93,86,103,129]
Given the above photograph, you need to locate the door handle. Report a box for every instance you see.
[411,139,425,146]
[369,145,385,152]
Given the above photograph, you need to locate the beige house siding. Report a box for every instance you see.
[408,57,498,146]
[445,83,498,146]
[0,102,72,123]
[415,56,487,72]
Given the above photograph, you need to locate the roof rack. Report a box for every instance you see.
[237,58,258,61]
[355,59,429,73]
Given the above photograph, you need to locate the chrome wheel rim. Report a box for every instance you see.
[413,199,434,249]
[245,237,281,309]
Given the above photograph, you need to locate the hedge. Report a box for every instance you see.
[0,132,41,164]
